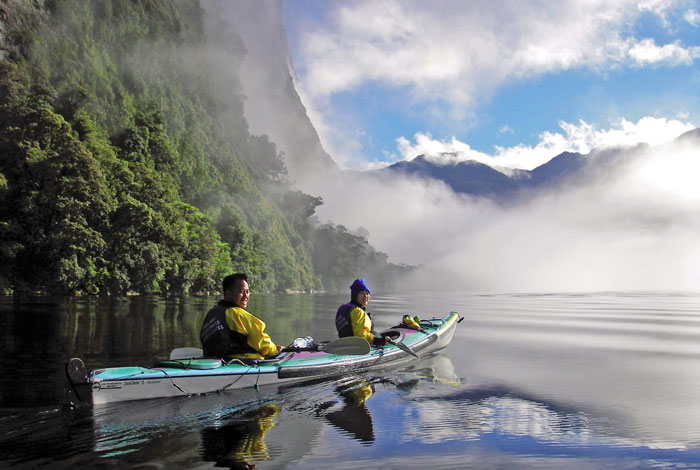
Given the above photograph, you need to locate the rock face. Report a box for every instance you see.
[210,0,338,190]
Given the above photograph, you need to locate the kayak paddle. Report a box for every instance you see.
[387,337,419,358]
[288,336,371,355]
[170,336,371,360]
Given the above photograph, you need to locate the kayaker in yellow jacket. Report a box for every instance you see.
[335,278,388,346]
[200,273,283,360]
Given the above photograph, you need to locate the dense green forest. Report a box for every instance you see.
[0,0,410,295]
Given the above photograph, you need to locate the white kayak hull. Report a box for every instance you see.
[67,312,461,405]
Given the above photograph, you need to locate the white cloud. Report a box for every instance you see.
[684,9,700,27]
[290,0,697,166]
[396,134,489,165]
[295,0,695,107]
[636,0,677,25]
[628,38,700,66]
[580,116,695,148]
[394,117,694,171]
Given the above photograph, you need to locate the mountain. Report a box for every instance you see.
[379,154,519,198]
[378,151,587,200]
[676,127,700,144]
[523,151,586,189]
[376,129,697,201]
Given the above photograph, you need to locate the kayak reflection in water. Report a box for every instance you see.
[200,403,279,469]
[317,381,377,444]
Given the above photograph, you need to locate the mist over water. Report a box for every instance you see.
[311,138,700,293]
[202,1,699,294]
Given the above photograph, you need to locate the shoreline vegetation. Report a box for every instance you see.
[0,1,411,296]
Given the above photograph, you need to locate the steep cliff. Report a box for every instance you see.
[209,0,338,189]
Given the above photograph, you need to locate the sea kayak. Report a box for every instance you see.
[66,311,461,405]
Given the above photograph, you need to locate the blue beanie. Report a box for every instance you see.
[350,278,370,301]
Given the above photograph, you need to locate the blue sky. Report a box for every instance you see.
[277,1,700,292]
[283,0,700,171]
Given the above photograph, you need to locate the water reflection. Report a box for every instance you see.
[399,385,596,445]
[200,403,279,469]
[4,292,700,469]
[317,381,376,445]
[78,354,462,467]
[0,295,214,409]
[0,405,96,468]
[89,388,275,455]
[311,354,462,447]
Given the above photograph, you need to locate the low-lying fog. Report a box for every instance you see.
[311,137,700,293]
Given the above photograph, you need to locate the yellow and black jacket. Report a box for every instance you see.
[335,302,381,345]
[200,300,279,359]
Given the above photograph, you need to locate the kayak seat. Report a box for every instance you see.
[378,329,404,342]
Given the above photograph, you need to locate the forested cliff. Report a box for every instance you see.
[0,0,408,295]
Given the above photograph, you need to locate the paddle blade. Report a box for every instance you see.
[389,339,419,358]
[170,347,204,360]
[319,336,371,355]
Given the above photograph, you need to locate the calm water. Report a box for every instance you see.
[2,291,700,469]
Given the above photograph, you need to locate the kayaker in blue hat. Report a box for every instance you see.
[335,278,388,346]
[200,273,284,360]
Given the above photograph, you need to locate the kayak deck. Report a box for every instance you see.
[71,311,460,405]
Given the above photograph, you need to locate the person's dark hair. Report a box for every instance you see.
[222,273,249,293]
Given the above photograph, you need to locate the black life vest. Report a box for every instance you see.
[200,301,256,358]
[335,302,375,338]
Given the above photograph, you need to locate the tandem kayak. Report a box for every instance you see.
[66,311,462,405]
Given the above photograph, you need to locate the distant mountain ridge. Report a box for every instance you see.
[377,150,585,200]
[376,128,700,201]
[380,154,520,198]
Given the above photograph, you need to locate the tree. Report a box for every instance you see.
[0,95,114,293]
